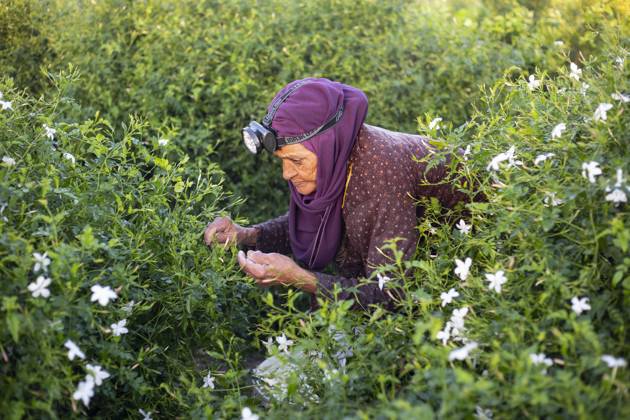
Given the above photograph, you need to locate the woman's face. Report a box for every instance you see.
[273,143,317,195]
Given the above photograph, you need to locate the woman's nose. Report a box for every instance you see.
[282,161,296,181]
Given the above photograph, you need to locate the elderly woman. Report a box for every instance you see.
[204,77,472,310]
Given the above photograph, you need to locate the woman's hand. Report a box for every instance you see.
[237,250,317,293]
[204,216,257,248]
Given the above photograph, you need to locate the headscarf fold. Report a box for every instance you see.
[268,77,368,270]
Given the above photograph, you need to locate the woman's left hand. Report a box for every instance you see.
[237,250,317,293]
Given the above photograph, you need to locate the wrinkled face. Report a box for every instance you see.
[273,143,318,195]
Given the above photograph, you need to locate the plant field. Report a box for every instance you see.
[1,0,628,418]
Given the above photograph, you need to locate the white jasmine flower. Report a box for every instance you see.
[27,275,51,298]
[569,62,582,81]
[241,407,260,420]
[276,333,294,354]
[203,372,215,389]
[64,339,86,360]
[90,284,117,306]
[543,192,564,207]
[571,296,591,315]
[601,355,627,368]
[2,155,16,166]
[454,257,472,281]
[486,146,521,171]
[122,300,135,314]
[436,326,451,345]
[86,364,110,386]
[551,123,566,139]
[530,353,553,366]
[43,124,56,140]
[110,319,128,336]
[463,144,471,161]
[615,56,625,69]
[611,92,630,103]
[428,117,442,130]
[262,336,274,352]
[581,161,602,184]
[580,83,589,96]
[606,189,627,205]
[33,252,51,273]
[475,406,493,420]
[440,288,460,307]
[63,152,76,165]
[158,138,169,146]
[485,270,507,293]
[0,100,12,110]
[456,219,471,235]
[553,40,564,47]
[72,376,95,407]
[377,273,391,290]
[534,153,556,166]
[448,341,478,361]
[527,75,541,90]
[139,409,153,420]
[450,307,469,334]
[558,87,567,94]
[593,103,613,122]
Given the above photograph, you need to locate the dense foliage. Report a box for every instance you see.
[1,0,628,418]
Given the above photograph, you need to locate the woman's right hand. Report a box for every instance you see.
[203,216,257,248]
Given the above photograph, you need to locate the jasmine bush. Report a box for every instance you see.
[1,0,629,419]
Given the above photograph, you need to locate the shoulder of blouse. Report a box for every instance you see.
[345,124,433,193]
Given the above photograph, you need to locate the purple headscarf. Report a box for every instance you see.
[268,77,368,270]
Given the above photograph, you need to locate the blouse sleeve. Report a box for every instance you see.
[251,212,292,255]
[312,192,418,311]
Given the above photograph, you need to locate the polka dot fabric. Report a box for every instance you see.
[252,123,473,310]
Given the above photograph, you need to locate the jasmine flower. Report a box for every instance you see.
[2,156,16,166]
[448,341,478,361]
[276,333,293,354]
[581,161,602,183]
[43,124,56,140]
[593,103,613,122]
[63,152,76,165]
[527,75,541,90]
[90,284,117,306]
[454,257,472,281]
[601,355,627,368]
[64,339,86,360]
[569,62,582,81]
[456,219,471,235]
[551,123,566,139]
[571,296,590,315]
[534,153,556,166]
[377,273,391,290]
[440,288,459,307]
[72,376,95,407]
[428,117,442,130]
[86,364,110,386]
[241,407,260,420]
[611,92,629,103]
[110,319,129,336]
[485,270,507,293]
[27,275,51,298]
[203,372,215,389]
[33,252,51,273]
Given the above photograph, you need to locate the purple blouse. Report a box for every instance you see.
[252,123,473,310]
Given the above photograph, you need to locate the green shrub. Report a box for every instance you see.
[0,70,264,418]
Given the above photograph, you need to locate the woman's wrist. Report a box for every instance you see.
[238,227,259,247]
[294,267,317,294]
